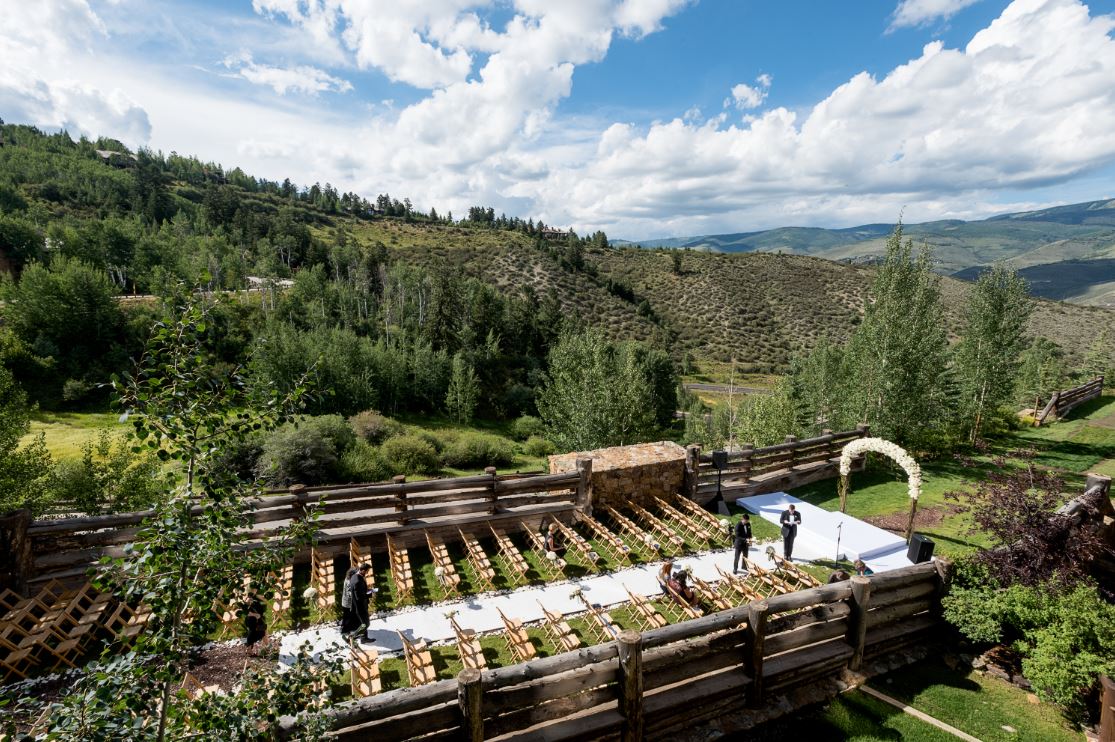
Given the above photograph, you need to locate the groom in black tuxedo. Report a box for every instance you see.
[779,504,802,560]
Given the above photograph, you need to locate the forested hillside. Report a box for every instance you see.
[1,122,1112,416]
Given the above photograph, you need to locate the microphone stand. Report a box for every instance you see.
[835,521,843,564]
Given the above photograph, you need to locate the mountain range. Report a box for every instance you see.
[616,199,1115,307]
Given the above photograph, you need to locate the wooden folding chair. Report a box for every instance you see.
[672,495,732,545]
[652,496,713,547]
[350,643,382,697]
[496,608,537,662]
[628,503,687,554]
[397,632,437,686]
[386,535,414,604]
[538,601,581,653]
[489,525,530,586]
[624,588,668,631]
[572,592,620,644]
[458,529,497,592]
[574,512,635,565]
[553,520,601,571]
[692,575,732,613]
[310,549,337,611]
[425,531,462,599]
[447,612,487,670]
[599,506,660,559]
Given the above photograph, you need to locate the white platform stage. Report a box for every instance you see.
[737,491,913,570]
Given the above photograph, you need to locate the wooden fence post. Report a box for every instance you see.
[739,444,754,483]
[576,458,594,515]
[289,484,307,521]
[932,557,955,619]
[685,444,701,500]
[847,576,873,671]
[485,467,498,515]
[1087,473,1113,499]
[784,435,798,468]
[1100,675,1115,742]
[393,475,409,526]
[0,508,32,594]
[617,629,644,742]
[457,668,483,742]
[746,600,769,706]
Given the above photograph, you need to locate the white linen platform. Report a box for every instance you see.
[736,491,913,567]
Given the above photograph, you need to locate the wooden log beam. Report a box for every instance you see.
[763,617,849,656]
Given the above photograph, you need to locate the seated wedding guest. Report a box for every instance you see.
[657,560,675,594]
[827,569,851,584]
[854,559,874,576]
[669,568,697,606]
[544,522,566,557]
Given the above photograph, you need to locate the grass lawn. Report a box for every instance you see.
[752,657,1082,741]
[868,657,1082,742]
[24,410,128,462]
[784,394,1115,559]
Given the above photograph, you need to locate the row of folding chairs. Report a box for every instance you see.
[0,582,148,682]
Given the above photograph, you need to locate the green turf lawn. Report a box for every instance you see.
[780,394,1115,559]
[752,657,1082,741]
[23,410,128,462]
[867,657,1082,742]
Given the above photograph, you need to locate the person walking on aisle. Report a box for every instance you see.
[779,504,802,561]
[732,514,753,574]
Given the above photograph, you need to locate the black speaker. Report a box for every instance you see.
[907,533,935,564]
[712,450,728,469]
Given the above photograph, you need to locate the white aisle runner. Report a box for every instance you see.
[278,505,911,667]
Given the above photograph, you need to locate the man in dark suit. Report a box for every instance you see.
[732,514,753,574]
[779,504,802,560]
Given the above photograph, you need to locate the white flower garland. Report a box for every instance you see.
[839,437,922,500]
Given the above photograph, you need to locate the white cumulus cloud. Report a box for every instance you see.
[727,74,772,110]
[223,53,353,95]
[890,0,983,30]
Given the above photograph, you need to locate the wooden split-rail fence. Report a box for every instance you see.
[1034,376,1105,426]
[687,425,871,506]
[277,559,952,741]
[0,462,595,593]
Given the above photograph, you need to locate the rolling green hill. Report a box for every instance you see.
[346,220,1115,371]
[1,122,1111,378]
[629,200,1115,306]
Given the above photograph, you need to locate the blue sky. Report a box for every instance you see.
[3,0,1115,239]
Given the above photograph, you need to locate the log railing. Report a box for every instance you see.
[277,559,948,741]
[6,465,592,590]
[1035,376,1104,426]
[688,425,870,504]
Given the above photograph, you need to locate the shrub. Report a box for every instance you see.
[339,440,391,483]
[52,432,163,515]
[380,434,440,476]
[440,432,516,469]
[406,428,445,453]
[255,415,354,486]
[348,410,402,445]
[509,415,545,441]
[522,435,556,458]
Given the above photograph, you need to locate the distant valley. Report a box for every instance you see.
[617,199,1115,307]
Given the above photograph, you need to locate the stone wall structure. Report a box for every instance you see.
[549,441,687,509]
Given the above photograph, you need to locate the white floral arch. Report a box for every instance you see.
[838,437,923,542]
